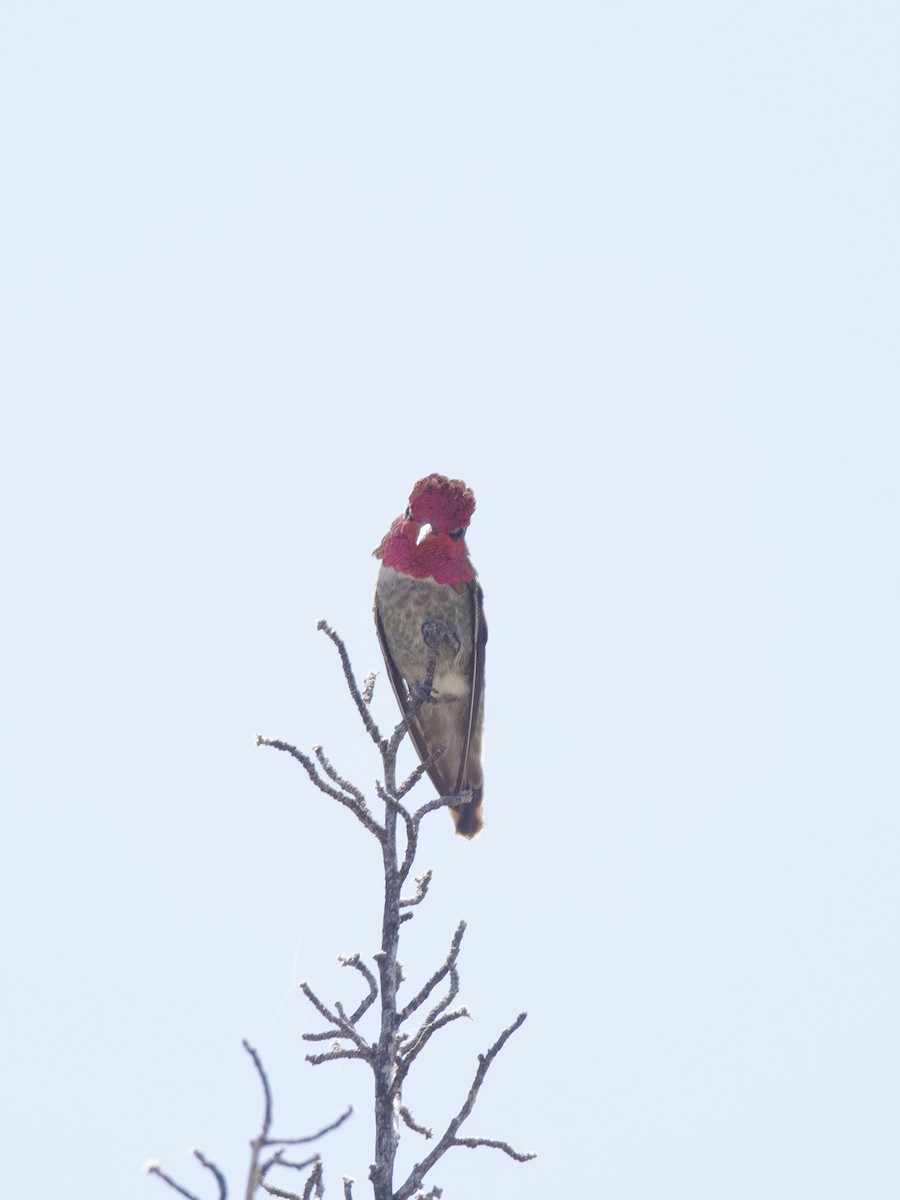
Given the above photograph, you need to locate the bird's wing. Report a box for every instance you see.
[373,595,441,780]
[373,587,486,802]
[453,579,487,797]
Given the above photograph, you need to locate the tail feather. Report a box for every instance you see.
[451,790,484,839]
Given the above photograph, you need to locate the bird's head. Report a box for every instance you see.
[375,474,476,587]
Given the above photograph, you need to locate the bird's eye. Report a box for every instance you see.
[405,506,412,520]
[448,529,464,540]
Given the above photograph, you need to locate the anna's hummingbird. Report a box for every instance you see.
[374,473,486,838]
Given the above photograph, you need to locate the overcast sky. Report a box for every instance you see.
[3,3,899,1197]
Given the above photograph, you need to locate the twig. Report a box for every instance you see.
[256,737,384,840]
[394,1013,533,1200]
[399,1106,433,1139]
[263,1107,353,1148]
[305,1047,370,1066]
[413,789,472,825]
[399,923,465,1023]
[146,1163,204,1200]
[452,1136,536,1161]
[395,747,446,800]
[399,870,432,909]
[194,1150,228,1200]
[338,954,379,1023]
[299,981,373,1062]
[316,620,382,746]
[376,780,417,884]
[313,746,367,806]
[301,1159,324,1200]
[260,1149,316,1180]
[245,1039,274,1200]
[398,1008,470,1082]
[259,1181,302,1200]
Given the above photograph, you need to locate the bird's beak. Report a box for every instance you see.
[416,522,434,546]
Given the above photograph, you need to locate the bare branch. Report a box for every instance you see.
[394,1013,532,1200]
[258,1148,308,1200]
[376,779,417,884]
[399,1105,433,1139]
[305,1047,370,1066]
[398,1008,470,1082]
[256,736,384,840]
[395,746,446,800]
[146,1163,204,1200]
[337,953,379,1024]
[261,1150,318,1177]
[342,1179,354,1200]
[297,980,341,1028]
[452,1136,536,1162]
[259,1180,302,1200]
[302,1159,325,1200]
[193,1149,227,1200]
[413,788,472,825]
[313,745,367,806]
[299,981,373,1061]
[399,922,466,1024]
[243,1040,274,1141]
[399,870,432,909]
[263,1107,353,1149]
[316,620,382,746]
[244,1039,274,1200]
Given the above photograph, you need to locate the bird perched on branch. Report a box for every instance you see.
[374,473,487,838]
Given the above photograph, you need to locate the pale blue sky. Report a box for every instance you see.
[2,3,899,1197]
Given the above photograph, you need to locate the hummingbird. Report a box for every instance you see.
[374,474,486,837]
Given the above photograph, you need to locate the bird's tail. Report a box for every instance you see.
[451,791,483,839]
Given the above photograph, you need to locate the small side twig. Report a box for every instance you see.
[316,620,382,746]
[245,1038,274,1199]
[146,1163,204,1200]
[259,1157,305,1200]
[337,953,379,1024]
[313,746,367,806]
[452,1136,536,1161]
[395,746,446,800]
[263,1107,353,1149]
[305,1047,370,1066]
[394,1013,534,1200]
[255,736,384,841]
[399,922,466,1023]
[302,1159,325,1200]
[299,981,373,1063]
[413,788,472,825]
[398,1008,470,1083]
[399,1106,433,1139]
[399,870,432,909]
[194,1150,227,1200]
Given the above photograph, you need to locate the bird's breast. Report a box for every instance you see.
[375,565,474,685]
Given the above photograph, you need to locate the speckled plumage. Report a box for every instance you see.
[373,475,486,837]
